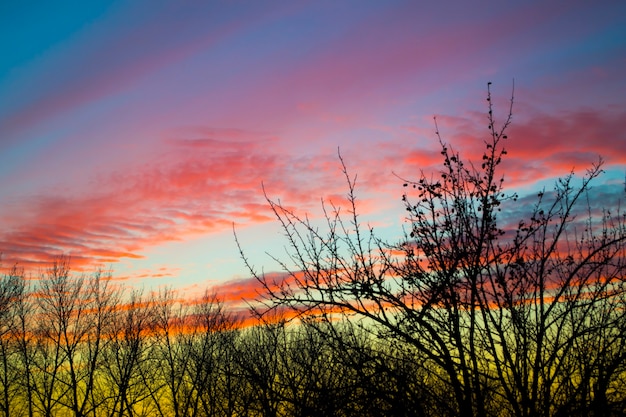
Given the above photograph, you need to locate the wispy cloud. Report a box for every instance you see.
[0,130,352,270]
[385,105,626,189]
[1,0,625,296]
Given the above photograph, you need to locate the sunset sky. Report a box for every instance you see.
[1,1,625,305]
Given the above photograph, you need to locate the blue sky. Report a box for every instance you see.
[1,0,625,304]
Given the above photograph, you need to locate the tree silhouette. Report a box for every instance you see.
[239,83,626,417]
[100,289,155,417]
[0,265,27,417]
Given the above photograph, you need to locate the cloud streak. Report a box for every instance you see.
[1,1,625,300]
[0,129,356,271]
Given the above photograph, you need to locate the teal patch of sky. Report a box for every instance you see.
[602,168,626,184]
[542,23,625,71]
[0,1,120,121]
[507,5,624,82]
[114,221,283,289]
[0,1,114,82]
[1,2,236,121]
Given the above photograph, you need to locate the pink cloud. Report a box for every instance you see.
[0,130,355,272]
[380,103,626,191]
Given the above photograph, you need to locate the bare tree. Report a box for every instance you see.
[139,288,184,417]
[185,291,240,417]
[0,265,27,417]
[30,258,77,417]
[28,258,120,417]
[211,319,245,417]
[75,268,120,417]
[239,83,626,417]
[100,289,157,417]
[143,288,243,417]
[276,320,343,417]
[234,316,286,417]
[10,266,36,417]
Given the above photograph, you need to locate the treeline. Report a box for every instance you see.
[1,260,443,417]
[2,254,625,417]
